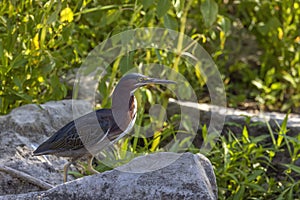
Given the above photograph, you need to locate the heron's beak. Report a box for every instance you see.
[137,78,176,86]
[149,78,176,84]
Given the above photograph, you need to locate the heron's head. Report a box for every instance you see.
[111,73,175,130]
[117,73,176,94]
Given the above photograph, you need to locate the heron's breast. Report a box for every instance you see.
[129,95,137,120]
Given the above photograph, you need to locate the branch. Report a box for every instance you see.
[0,165,54,190]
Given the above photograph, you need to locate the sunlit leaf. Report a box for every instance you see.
[150,131,161,152]
[60,7,74,22]
[242,126,249,144]
[218,16,231,36]
[270,82,282,90]
[282,72,297,88]
[277,113,288,147]
[37,76,44,83]
[33,33,39,49]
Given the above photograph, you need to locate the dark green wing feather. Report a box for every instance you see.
[33,109,122,156]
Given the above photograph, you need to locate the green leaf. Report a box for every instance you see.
[9,89,32,102]
[200,0,218,27]
[68,170,84,178]
[251,134,269,143]
[169,140,180,152]
[283,72,297,88]
[13,76,22,89]
[233,184,245,200]
[141,0,154,10]
[218,16,231,35]
[242,126,249,144]
[257,17,281,35]
[246,170,264,182]
[202,124,207,139]
[157,0,171,18]
[276,187,291,200]
[283,164,300,174]
[145,89,154,104]
[163,14,178,30]
[50,75,64,99]
[265,67,275,85]
[98,78,108,98]
[270,82,282,90]
[12,54,27,69]
[0,39,4,65]
[178,81,192,100]
[104,10,120,25]
[62,23,74,41]
[47,12,58,24]
[245,183,266,192]
[119,53,134,75]
[252,79,264,89]
[277,113,288,147]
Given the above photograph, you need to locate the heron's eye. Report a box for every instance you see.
[138,77,145,82]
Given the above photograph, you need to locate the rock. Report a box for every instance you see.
[0,100,91,195]
[167,99,300,138]
[0,152,217,200]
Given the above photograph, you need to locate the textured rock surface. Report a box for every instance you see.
[0,100,91,195]
[1,152,217,200]
[168,99,300,137]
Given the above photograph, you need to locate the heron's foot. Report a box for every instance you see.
[63,158,80,183]
[87,155,99,174]
[88,166,99,174]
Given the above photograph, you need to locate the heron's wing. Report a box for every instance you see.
[33,109,114,155]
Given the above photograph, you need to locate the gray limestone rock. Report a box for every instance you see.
[1,152,217,200]
[167,99,300,137]
[0,100,91,195]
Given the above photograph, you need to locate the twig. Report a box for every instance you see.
[0,165,54,190]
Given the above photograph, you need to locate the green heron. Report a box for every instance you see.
[33,73,175,182]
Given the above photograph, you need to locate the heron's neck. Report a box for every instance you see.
[111,86,136,131]
[111,86,132,111]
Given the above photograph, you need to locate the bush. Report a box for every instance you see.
[1,0,299,114]
[208,116,300,199]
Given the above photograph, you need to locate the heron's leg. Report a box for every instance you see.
[63,158,79,183]
[87,155,99,174]
[63,161,72,183]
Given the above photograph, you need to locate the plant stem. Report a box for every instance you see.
[173,0,193,72]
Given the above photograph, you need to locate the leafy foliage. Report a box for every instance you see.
[235,0,300,111]
[1,0,299,113]
[209,116,300,199]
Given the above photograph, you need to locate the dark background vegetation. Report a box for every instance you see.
[0,0,299,199]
